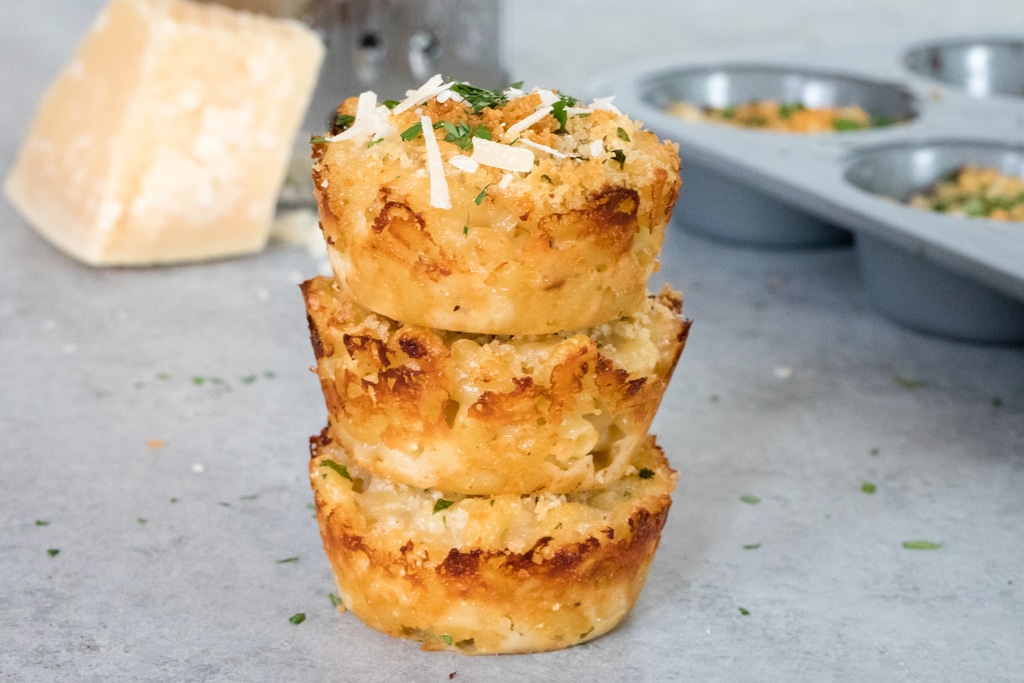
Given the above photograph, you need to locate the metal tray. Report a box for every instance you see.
[588,36,1024,343]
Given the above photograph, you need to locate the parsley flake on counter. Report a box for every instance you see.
[289,612,306,625]
[433,499,454,514]
[47,548,60,557]
[35,520,49,526]
[320,459,352,481]
[738,607,750,616]
[861,482,877,494]
[902,540,943,550]
[137,518,148,524]
[743,543,761,550]
[277,556,299,564]
[740,494,761,505]
[894,375,925,389]
[329,593,344,608]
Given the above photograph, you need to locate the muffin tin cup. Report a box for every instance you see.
[589,36,1024,343]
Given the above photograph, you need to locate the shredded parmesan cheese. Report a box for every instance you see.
[393,74,453,115]
[506,105,553,137]
[449,155,479,173]
[325,90,384,141]
[421,114,451,209]
[519,138,568,159]
[590,96,622,114]
[472,138,535,173]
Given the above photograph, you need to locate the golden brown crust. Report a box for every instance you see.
[312,89,681,334]
[302,275,690,494]
[309,430,677,654]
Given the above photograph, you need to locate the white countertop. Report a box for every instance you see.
[2,2,1023,681]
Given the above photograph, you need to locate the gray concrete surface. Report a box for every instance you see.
[2,1,1023,681]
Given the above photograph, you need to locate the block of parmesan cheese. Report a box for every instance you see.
[3,0,324,266]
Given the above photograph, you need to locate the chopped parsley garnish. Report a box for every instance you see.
[383,99,400,109]
[609,149,626,169]
[440,634,454,646]
[400,122,423,141]
[550,94,578,133]
[47,548,60,557]
[289,612,306,625]
[739,494,761,505]
[329,593,344,607]
[833,117,866,131]
[309,135,328,145]
[861,482,877,494]
[475,185,490,205]
[450,82,511,113]
[433,499,454,514]
[540,174,553,184]
[335,113,356,130]
[277,556,299,564]
[320,459,352,481]
[616,127,631,142]
[440,120,488,150]
[778,102,806,119]
[367,137,384,148]
[902,540,943,550]
[638,468,655,480]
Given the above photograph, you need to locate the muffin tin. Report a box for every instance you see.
[588,36,1024,343]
